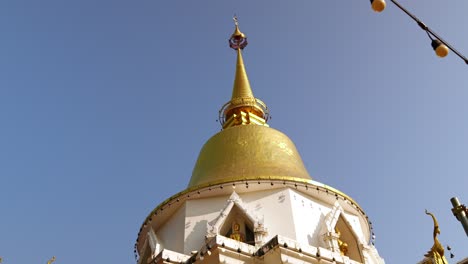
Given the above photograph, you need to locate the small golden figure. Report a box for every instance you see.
[230,222,245,242]
[335,227,348,256]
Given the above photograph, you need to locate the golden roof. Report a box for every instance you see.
[189,125,311,188]
[188,18,311,188]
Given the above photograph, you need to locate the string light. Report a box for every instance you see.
[370,0,386,12]
[370,0,467,64]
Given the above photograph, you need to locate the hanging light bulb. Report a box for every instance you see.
[431,39,449,57]
[370,0,386,12]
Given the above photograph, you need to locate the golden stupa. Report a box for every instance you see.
[134,20,382,264]
[188,18,311,189]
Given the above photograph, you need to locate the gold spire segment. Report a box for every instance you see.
[220,18,269,129]
[231,24,246,40]
[232,49,254,99]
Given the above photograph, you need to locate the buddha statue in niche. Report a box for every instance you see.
[335,227,348,256]
[230,222,245,242]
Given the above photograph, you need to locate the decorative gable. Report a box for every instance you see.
[321,201,365,263]
[207,191,268,247]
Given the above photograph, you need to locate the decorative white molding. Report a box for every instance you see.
[323,201,344,234]
[206,191,266,246]
[321,201,344,252]
[361,244,385,264]
[254,220,268,247]
[147,227,161,256]
[151,249,190,264]
[321,201,366,255]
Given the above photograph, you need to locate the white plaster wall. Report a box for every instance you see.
[241,188,297,242]
[288,189,368,247]
[288,189,336,245]
[157,203,186,253]
[289,189,324,246]
[180,188,300,253]
[184,196,230,254]
[153,186,375,262]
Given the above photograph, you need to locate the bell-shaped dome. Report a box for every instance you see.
[188,125,311,188]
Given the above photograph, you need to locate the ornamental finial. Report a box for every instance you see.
[229,16,248,50]
[422,210,448,264]
[219,18,269,129]
[47,256,56,264]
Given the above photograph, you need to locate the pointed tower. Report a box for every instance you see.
[135,20,385,264]
[218,18,269,129]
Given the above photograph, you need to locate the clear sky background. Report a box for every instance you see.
[1,1,467,263]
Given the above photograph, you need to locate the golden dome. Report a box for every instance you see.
[188,125,312,188]
[188,19,311,188]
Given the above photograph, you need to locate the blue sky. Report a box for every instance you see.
[1,1,467,263]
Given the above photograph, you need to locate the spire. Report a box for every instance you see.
[232,48,254,99]
[229,17,254,100]
[219,17,269,129]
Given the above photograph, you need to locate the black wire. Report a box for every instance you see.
[389,0,468,65]
[425,30,433,41]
